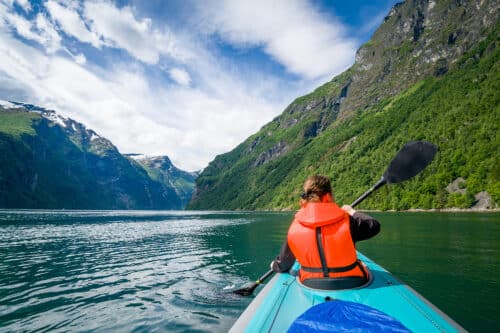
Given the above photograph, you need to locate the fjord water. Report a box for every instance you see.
[0,211,498,332]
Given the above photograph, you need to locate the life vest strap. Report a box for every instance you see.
[315,227,329,277]
[301,260,360,274]
[357,260,369,280]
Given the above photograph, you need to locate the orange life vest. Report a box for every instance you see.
[287,201,367,283]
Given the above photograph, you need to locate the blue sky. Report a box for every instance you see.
[0,0,399,171]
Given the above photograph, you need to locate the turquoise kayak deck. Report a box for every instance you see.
[230,252,466,332]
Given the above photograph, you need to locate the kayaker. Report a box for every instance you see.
[271,175,380,289]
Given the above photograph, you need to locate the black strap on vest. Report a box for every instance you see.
[315,227,329,277]
[306,226,363,278]
[301,261,360,273]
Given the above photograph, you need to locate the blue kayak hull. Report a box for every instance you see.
[230,252,466,332]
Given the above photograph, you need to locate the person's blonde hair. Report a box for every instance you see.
[302,175,332,202]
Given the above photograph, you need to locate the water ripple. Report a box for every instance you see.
[0,210,262,332]
[2,210,497,332]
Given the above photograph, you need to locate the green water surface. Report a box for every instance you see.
[0,210,498,332]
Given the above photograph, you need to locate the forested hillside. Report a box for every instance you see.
[0,104,194,209]
[188,0,499,210]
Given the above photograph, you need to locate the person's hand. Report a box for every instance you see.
[342,204,356,216]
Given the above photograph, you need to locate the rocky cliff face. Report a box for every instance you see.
[0,102,195,209]
[271,0,499,136]
[188,0,499,210]
[344,0,499,116]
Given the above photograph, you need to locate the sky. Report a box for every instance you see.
[0,0,399,171]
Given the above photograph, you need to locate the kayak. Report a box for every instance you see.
[230,252,466,332]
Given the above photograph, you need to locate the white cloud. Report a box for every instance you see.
[0,29,291,171]
[40,0,192,65]
[196,0,358,80]
[45,0,101,48]
[83,1,185,64]
[34,13,62,53]
[15,0,31,12]
[1,0,32,12]
[73,52,86,64]
[0,0,332,171]
[0,2,61,53]
[168,67,191,86]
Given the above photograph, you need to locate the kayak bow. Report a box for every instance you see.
[230,252,466,332]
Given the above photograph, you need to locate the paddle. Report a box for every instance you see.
[232,269,274,296]
[232,140,437,296]
[351,140,438,207]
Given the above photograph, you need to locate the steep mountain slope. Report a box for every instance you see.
[188,0,499,210]
[0,103,194,209]
[127,154,198,208]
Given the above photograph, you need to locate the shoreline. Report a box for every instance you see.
[370,208,500,213]
[404,208,500,213]
[0,207,499,213]
[270,207,500,213]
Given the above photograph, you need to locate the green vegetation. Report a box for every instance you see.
[189,28,499,210]
[0,110,39,137]
[136,158,196,207]
[0,110,189,209]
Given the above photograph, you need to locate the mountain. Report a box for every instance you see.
[188,0,499,210]
[125,154,198,208]
[0,102,195,209]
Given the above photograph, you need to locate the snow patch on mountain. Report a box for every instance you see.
[1,100,70,129]
[90,132,100,141]
[42,111,67,128]
[0,100,17,109]
[9,101,53,113]
[127,153,149,160]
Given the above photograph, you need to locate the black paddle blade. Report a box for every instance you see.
[384,141,438,184]
[232,283,257,296]
[231,269,274,296]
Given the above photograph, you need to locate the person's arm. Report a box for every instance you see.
[271,239,296,273]
[342,205,380,243]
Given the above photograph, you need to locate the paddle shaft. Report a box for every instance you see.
[258,269,274,283]
[350,177,386,208]
[232,269,274,296]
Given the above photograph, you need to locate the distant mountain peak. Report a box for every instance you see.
[0,101,197,209]
[1,100,55,113]
[126,154,171,162]
[0,100,118,155]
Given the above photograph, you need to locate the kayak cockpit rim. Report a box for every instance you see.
[297,267,374,291]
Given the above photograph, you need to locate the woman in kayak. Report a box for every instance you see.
[271,175,380,289]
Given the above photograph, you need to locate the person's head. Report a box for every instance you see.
[301,175,333,203]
